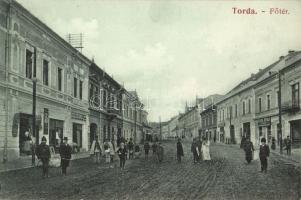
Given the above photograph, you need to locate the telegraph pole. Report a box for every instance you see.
[278,71,283,154]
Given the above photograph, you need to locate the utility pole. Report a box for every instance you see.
[278,71,283,154]
[32,47,37,165]
[159,116,162,141]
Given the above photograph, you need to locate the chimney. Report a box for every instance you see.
[279,56,284,60]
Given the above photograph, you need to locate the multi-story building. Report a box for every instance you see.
[216,51,300,146]
[0,0,91,161]
[178,106,199,139]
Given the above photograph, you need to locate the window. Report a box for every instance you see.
[243,101,246,115]
[25,49,33,79]
[258,98,262,113]
[267,94,270,110]
[248,99,251,113]
[292,83,299,107]
[276,91,279,107]
[43,60,49,86]
[103,90,107,108]
[222,109,224,121]
[58,68,62,91]
[73,77,77,97]
[79,80,83,100]
[235,104,238,117]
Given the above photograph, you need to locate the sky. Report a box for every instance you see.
[16,0,301,122]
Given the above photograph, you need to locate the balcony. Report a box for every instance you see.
[281,101,300,113]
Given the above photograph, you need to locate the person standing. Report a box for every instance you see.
[128,138,134,160]
[36,136,51,178]
[259,138,270,173]
[197,137,203,162]
[90,136,102,164]
[103,140,111,164]
[201,139,211,161]
[271,137,276,150]
[286,136,291,155]
[152,142,157,156]
[191,139,198,164]
[243,137,254,164]
[117,142,127,169]
[108,139,116,163]
[176,139,184,163]
[156,142,164,163]
[144,142,150,159]
[59,137,72,176]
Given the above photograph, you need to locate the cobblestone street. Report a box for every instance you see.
[0,141,300,200]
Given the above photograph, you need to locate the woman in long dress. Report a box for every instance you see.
[201,139,211,161]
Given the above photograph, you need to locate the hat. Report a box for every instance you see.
[261,138,266,143]
[63,137,68,141]
[41,136,47,142]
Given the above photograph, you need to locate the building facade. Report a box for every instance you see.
[0,0,90,161]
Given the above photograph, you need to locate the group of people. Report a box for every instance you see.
[241,136,270,173]
[35,136,72,178]
[143,141,164,163]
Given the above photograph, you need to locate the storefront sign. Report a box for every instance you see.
[71,112,86,121]
[257,117,271,127]
[44,108,49,135]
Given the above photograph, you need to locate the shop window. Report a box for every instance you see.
[43,59,49,86]
[72,123,82,148]
[25,49,33,79]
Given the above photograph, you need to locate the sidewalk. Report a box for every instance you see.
[218,142,300,167]
[0,151,90,173]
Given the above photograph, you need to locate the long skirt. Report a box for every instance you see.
[202,146,211,161]
[245,151,252,163]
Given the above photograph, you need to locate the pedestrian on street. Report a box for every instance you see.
[104,140,111,163]
[152,142,157,156]
[144,142,150,159]
[191,138,198,164]
[259,138,270,173]
[128,138,134,160]
[271,137,276,150]
[117,142,127,169]
[240,136,246,149]
[176,138,184,163]
[59,137,72,176]
[36,136,51,178]
[108,139,116,163]
[90,135,102,164]
[134,144,141,159]
[285,136,291,155]
[197,137,203,162]
[156,142,164,163]
[201,139,211,161]
[243,137,254,164]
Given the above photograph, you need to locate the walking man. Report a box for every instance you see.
[286,136,291,155]
[90,136,102,164]
[176,138,184,163]
[144,141,150,159]
[259,138,270,173]
[156,142,164,163]
[59,137,72,176]
[243,137,254,164]
[191,138,198,164]
[128,138,134,160]
[36,136,51,178]
[117,142,127,169]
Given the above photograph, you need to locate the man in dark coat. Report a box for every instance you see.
[152,142,157,155]
[36,136,51,178]
[144,142,150,159]
[59,137,72,175]
[191,138,198,164]
[128,138,134,160]
[259,138,270,173]
[176,139,184,163]
[196,137,203,162]
[117,142,127,169]
[243,137,254,164]
[285,136,291,155]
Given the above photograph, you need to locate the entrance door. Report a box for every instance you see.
[230,125,235,144]
[90,123,97,147]
[73,123,82,148]
[290,120,301,145]
[243,122,251,139]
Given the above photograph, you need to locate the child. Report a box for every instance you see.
[117,142,127,169]
[259,138,270,173]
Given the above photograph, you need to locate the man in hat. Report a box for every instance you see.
[36,136,51,178]
[259,137,270,173]
[59,137,72,175]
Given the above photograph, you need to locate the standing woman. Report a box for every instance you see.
[243,137,254,164]
[176,139,184,163]
[201,139,211,161]
[117,142,127,169]
[59,137,72,176]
